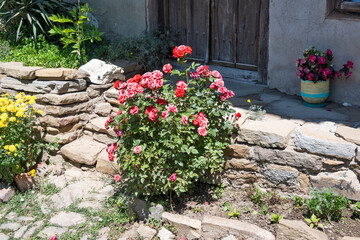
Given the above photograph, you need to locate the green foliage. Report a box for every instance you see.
[250,185,265,206]
[164,223,178,234]
[95,30,176,72]
[306,188,348,221]
[294,195,304,208]
[213,183,224,200]
[192,207,204,213]
[106,195,136,225]
[260,204,268,215]
[109,54,235,199]
[0,0,72,41]
[39,183,61,195]
[350,202,360,219]
[49,3,103,63]
[222,202,231,212]
[271,213,283,224]
[148,218,162,231]
[0,93,50,184]
[228,207,241,218]
[0,36,80,68]
[247,99,266,120]
[305,214,324,230]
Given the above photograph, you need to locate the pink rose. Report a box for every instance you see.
[190,72,200,79]
[162,111,169,119]
[130,106,139,115]
[114,174,121,183]
[169,173,177,182]
[134,146,142,154]
[309,55,316,63]
[218,86,227,94]
[197,126,207,136]
[163,63,172,74]
[118,94,126,104]
[176,81,187,90]
[50,236,57,240]
[167,105,178,113]
[211,70,222,79]
[181,115,188,125]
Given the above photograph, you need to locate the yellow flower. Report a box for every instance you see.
[14,153,18,157]
[15,165,19,169]
[15,144,18,147]
[9,145,16,152]
[9,117,16,122]
[29,169,35,177]
[6,152,10,154]
[37,110,44,115]
[4,145,9,150]
[247,99,251,103]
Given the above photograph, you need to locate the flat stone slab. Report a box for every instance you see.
[137,224,157,240]
[224,144,250,158]
[336,125,360,145]
[35,68,88,80]
[45,131,79,145]
[0,62,42,80]
[22,220,44,239]
[1,77,86,94]
[0,182,15,203]
[0,222,22,231]
[96,148,120,175]
[237,117,297,149]
[49,211,86,227]
[295,123,357,160]
[61,136,105,166]
[225,158,258,171]
[35,101,91,116]
[157,227,175,240]
[38,226,68,238]
[202,215,275,240]
[162,212,201,239]
[89,117,117,137]
[0,233,9,240]
[40,115,80,128]
[253,147,323,172]
[35,92,90,105]
[310,170,360,201]
[277,219,328,240]
[263,164,299,186]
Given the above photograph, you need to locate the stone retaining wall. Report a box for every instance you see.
[224,114,360,201]
[1,61,359,201]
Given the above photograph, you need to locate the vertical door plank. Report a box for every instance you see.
[257,0,269,84]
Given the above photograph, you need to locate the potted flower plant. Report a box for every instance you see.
[296,47,353,107]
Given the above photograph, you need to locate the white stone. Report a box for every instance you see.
[310,170,360,201]
[202,215,275,240]
[22,220,44,239]
[94,102,112,117]
[79,59,124,84]
[277,219,328,240]
[237,117,297,148]
[162,212,201,240]
[49,211,86,227]
[5,212,17,220]
[158,227,175,240]
[38,226,68,238]
[222,236,237,240]
[17,216,34,222]
[14,225,28,238]
[336,125,360,145]
[0,233,9,240]
[137,224,157,240]
[0,222,22,231]
[97,227,110,240]
[0,183,15,203]
[295,123,357,160]
[90,117,117,137]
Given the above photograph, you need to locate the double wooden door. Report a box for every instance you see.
[162,0,269,82]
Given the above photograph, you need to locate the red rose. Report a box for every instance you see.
[173,46,185,58]
[175,88,185,98]
[113,80,120,89]
[235,112,241,120]
[156,98,168,105]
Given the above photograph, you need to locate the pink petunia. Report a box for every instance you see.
[134,146,142,154]
[197,126,207,136]
[181,115,188,125]
[167,105,178,113]
[114,174,121,183]
[169,173,177,181]
[130,106,139,115]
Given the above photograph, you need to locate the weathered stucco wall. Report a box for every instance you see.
[69,0,147,38]
[268,0,360,106]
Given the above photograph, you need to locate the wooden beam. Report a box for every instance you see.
[340,2,360,13]
[257,0,269,84]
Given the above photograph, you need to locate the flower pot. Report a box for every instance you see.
[300,80,329,107]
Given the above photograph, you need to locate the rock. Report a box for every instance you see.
[263,164,298,186]
[299,173,310,194]
[93,133,115,145]
[224,172,257,186]
[78,201,103,210]
[45,130,79,145]
[35,68,88,80]
[14,173,36,192]
[54,122,83,134]
[131,198,150,221]
[1,77,86,94]
[97,227,111,240]
[79,59,124,84]
[340,237,360,240]
[14,225,28,238]
[222,236,237,240]
[137,224,157,240]
[38,226,68,238]
[162,212,201,240]
[35,92,90,105]
[310,170,360,201]
[323,159,344,167]
[5,212,17,220]
[104,87,120,106]
[34,101,91,116]
[237,117,297,149]
[96,148,120,175]
[149,205,164,221]
[90,117,117,137]
[253,147,323,172]
[0,233,9,240]
[276,219,328,240]
[336,125,360,145]
[225,158,258,171]
[158,227,175,240]
[202,215,275,240]
[88,83,113,90]
[295,123,357,160]
[22,220,44,239]
[17,216,34,222]
[61,136,105,166]
[87,87,100,98]
[224,144,250,158]
[113,59,143,73]
[0,182,15,203]
[39,115,80,128]
[94,102,112,116]
[0,62,42,80]
[0,222,22,231]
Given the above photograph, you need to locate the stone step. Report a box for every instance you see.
[0,62,42,80]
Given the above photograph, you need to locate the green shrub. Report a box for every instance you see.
[306,188,348,221]
[0,0,72,41]
[0,36,80,68]
[107,46,236,199]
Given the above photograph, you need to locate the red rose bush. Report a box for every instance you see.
[106,45,236,198]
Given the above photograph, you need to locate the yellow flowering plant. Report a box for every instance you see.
[0,92,49,184]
